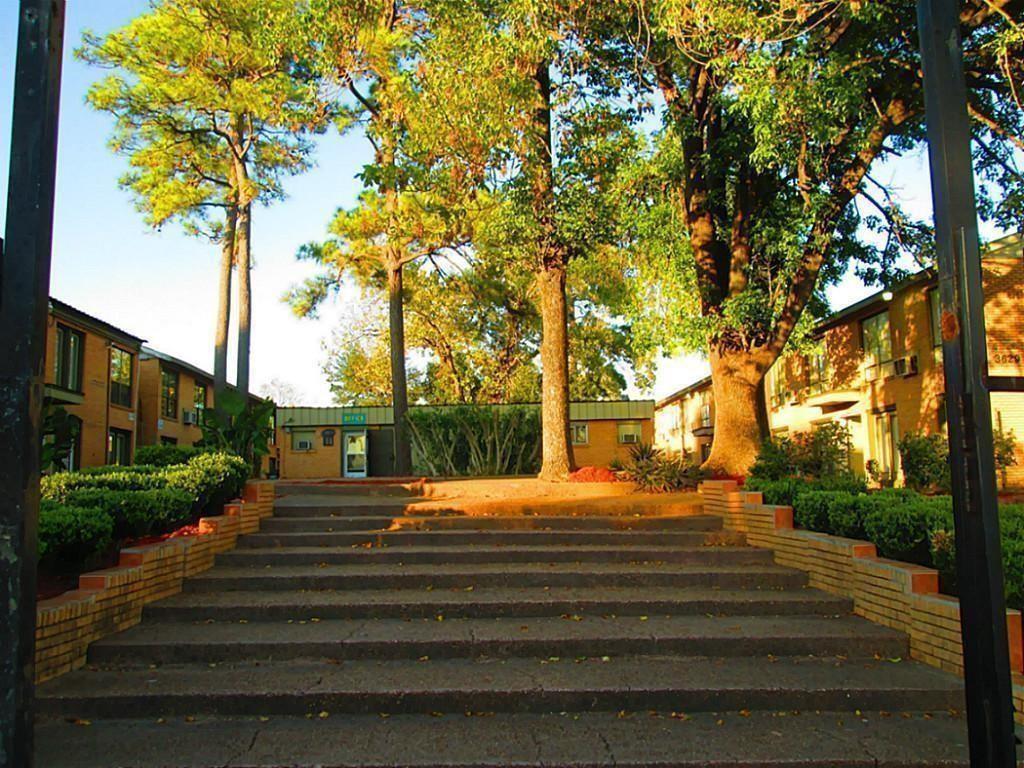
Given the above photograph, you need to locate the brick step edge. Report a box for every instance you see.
[34,480,276,684]
[699,478,1024,723]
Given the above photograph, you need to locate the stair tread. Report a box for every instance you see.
[39,655,962,701]
[192,562,797,577]
[153,585,837,608]
[92,613,903,648]
[221,544,761,555]
[33,709,971,767]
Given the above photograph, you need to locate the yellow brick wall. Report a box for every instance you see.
[767,254,1024,488]
[700,479,1024,719]
[572,419,654,468]
[44,312,141,468]
[138,358,211,447]
[34,481,274,683]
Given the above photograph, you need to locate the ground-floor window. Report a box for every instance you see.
[161,436,178,446]
[617,422,642,445]
[872,411,900,482]
[108,428,132,466]
[700,442,712,463]
[292,429,315,451]
[570,422,589,445]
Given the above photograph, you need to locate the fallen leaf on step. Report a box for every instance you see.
[65,718,91,727]
[318,711,330,719]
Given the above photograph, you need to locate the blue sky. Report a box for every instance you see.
[0,2,1007,404]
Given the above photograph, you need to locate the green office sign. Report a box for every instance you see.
[342,412,367,426]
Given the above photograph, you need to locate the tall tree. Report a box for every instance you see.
[297,0,468,476]
[80,0,324,404]
[599,0,1024,474]
[415,0,642,479]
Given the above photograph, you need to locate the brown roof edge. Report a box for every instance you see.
[656,375,713,410]
[49,297,146,349]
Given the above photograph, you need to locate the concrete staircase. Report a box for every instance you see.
[35,484,973,767]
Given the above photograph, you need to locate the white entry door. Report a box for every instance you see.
[343,429,368,478]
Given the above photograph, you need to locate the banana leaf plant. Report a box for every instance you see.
[199,390,275,472]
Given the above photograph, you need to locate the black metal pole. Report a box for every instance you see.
[0,2,66,765]
[916,0,1017,764]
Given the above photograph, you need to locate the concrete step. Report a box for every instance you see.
[33,709,972,767]
[86,614,908,665]
[238,529,743,548]
[145,586,851,622]
[215,545,774,567]
[183,563,809,592]
[271,503,453,518]
[38,655,963,719]
[259,514,723,534]
[276,483,422,498]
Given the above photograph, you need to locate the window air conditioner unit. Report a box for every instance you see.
[894,355,918,377]
[296,439,313,451]
[182,410,198,426]
[621,433,639,444]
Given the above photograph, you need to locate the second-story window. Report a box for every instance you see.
[699,403,712,428]
[161,368,179,419]
[807,350,829,393]
[110,348,133,407]
[194,382,208,412]
[55,324,84,392]
[862,311,893,366]
[928,290,942,348]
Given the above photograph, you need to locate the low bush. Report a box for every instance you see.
[134,444,209,467]
[749,422,852,481]
[406,405,541,476]
[38,501,114,573]
[864,496,950,563]
[163,452,249,514]
[747,474,866,507]
[898,433,951,493]
[63,488,194,540]
[41,468,168,501]
[38,451,249,582]
[617,443,706,493]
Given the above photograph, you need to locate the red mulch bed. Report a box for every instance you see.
[568,466,620,483]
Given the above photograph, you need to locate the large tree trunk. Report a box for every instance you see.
[703,347,772,477]
[214,203,236,415]
[538,264,574,480]
[387,264,413,476]
[529,61,574,481]
[235,200,252,397]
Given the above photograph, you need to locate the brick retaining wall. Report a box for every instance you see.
[34,480,275,683]
[700,479,1024,719]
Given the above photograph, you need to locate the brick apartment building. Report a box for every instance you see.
[137,347,215,448]
[44,298,145,469]
[656,232,1024,487]
[44,299,258,469]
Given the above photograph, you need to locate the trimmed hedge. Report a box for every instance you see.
[38,501,114,573]
[38,451,249,579]
[63,488,193,540]
[134,444,210,467]
[746,474,867,507]
[782,479,1024,611]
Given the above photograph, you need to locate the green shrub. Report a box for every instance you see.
[898,432,951,493]
[134,444,209,467]
[164,452,249,513]
[864,497,949,563]
[823,492,867,539]
[38,501,114,572]
[41,469,168,502]
[406,405,541,476]
[748,474,867,508]
[749,423,852,481]
[64,488,194,540]
[995,427,1020,475]
[791,490,836,531]
[618,443,706,493]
